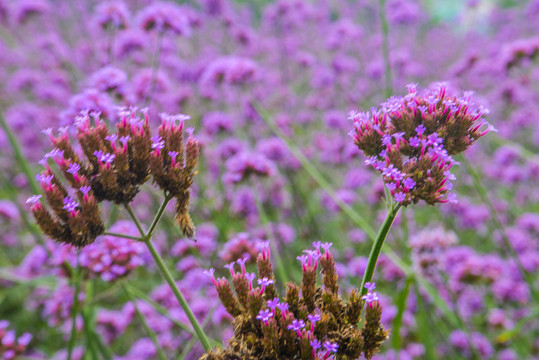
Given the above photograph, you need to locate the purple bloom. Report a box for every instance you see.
[245,272,256,289]
[386,182,397,192]
[257,277,274,287]
[394,192,406,202]
[382,134,393,146]
[409,136,420,147]
[311,339,322,350]
[119,135,130,147]
[364,282,376,292]
[26,195,42,204]
[288,319,305,335]
[277,302,289,313]
[256,309,273,325]
[224,262,236,276]
[151,135,165,150]
[403,177,416,190]
[321,242,333,252]
[362,291,380,303]
[63,196,78,213]
[236,256,249,274]
[94,151,115,164]
[137,2,192,36]
[323,341,339,353]
[67,163,81,175]
[105,134,118,143]
[267,297,280,309]
[307,312,321,323]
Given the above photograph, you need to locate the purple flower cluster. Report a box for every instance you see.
[0,321,32,359]
[79,221,149,282]
[351,83,492,205]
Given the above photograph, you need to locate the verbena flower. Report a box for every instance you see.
[28,107,199,246]
[201,242,389,359]
[350,82,493,206]
[136,2,191,36]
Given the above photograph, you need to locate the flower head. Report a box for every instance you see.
[350,83,490,206]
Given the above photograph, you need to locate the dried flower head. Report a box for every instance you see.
[350,83,492,206]
[201,242,389,359]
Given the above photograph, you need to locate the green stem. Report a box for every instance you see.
[461,156,539,303]
[0,110,40,195]
[143,237,212,351]
[360,203,401,296]
[146,193,173,239]
[125,201,212,351]
[489,134,539,167]
[67,256,82,360]
[145,33,163,107]
[103,232,142,241]
[0,110,49,250]
[0,171,45,243]
[253,189,289,284]
[123,284,168,360]
[177,306,217,360]
[124,204,146,236]
[253,102,376,239]
[392,276,412,351]
[125,282,195,335]
[379,0,392,98]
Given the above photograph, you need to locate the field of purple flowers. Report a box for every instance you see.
[0,0,538,359]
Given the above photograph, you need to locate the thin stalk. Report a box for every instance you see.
[177,306,217,360]
[81,280,108,360]
[125,282,195,335]
[392,276,412,352]
[253,189,289,284]
[253,102,376,239]
[67,255,82,360]
[103,232,142,241]
[89,328,113,360]
[146,193,173,239]
[360,203,401,296]
[379,0,392,98]
[414,285,439,360]
[461,156,539,302]
[145,33,163,107]
[143,237,212,351]
[124,204,146,236]
[0,110,40,195]
[489,134,539,167]
[124,200,212,351]
[123,284,168,360]
[107,25,116,64]
[0,171,44,243]
[0,110,49,251]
